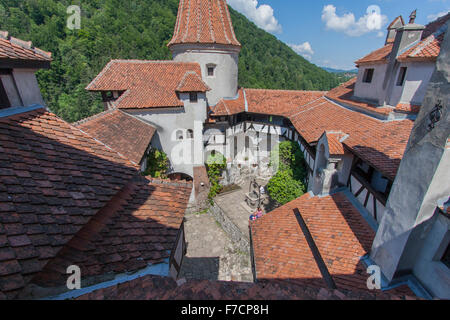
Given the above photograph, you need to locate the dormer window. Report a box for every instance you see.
[363,68,374,83]
[189,92,198,103]
[397,67,407,86]
[0,79,10,109]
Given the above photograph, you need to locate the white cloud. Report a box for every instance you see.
[321,4,388,37]
[289,42,314,60]
[427,10,449,21]
[228,0,282,33]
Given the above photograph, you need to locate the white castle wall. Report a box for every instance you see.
[171,44,240,106]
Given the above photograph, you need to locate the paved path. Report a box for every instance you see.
[179,210,253,282]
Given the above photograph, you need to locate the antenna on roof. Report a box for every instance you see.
[409,9,417,24]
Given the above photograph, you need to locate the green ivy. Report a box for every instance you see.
[206,153,227,204]
[144,147,169,179]
[267,141,307,206]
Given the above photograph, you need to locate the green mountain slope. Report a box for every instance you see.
[0,0,341,122]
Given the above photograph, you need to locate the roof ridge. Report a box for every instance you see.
[0,30,52,60]
[73,108,117,127]
[244,87,327,94]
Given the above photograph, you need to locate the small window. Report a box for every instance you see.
[207,66,215,77]
[0,79,11,109]
[397,67,407,86]
[363,68,374,83]
[187,129,194,139]
[189,92,198,103]
[176,130,184,141]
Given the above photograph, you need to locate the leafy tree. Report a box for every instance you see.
[267,170,305,205]
[0,0,343,123]
[267,141,307,205]
[144,147,169,178]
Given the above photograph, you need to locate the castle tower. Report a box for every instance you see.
[168,0,241,106]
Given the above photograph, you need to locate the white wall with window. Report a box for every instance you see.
[387,61,435,107]
[354,63,388,104]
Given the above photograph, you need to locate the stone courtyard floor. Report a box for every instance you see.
[179,209,254,282]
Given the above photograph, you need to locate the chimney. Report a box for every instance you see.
[391,10,425,57]
[385,16,405,45]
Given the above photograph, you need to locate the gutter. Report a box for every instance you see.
[43,258,171,300]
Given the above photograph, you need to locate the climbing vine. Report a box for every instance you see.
[144,147,169,179]
[267,141,307,205]
[206,152,227,204]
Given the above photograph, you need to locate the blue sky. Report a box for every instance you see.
[228,0,449,70]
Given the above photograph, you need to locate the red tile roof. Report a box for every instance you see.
[168,0,241,48]
[30,177,191,291]
[176,71,211,92]
[251,192,415,296]
[212,88,325,116]
[356,14,449,65]
[0,108,138,298]
[355,44,393,65]
[76,274,418,300]
[214,85,413,179]
[86,60,208,109]
[0,108,192,299]
[75,110,156,165]
[0,31,52,62]
[398,32,444,62]
[325,78,395,116]
[290,97,413,180]
[325,132,347,156]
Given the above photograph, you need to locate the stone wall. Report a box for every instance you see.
[209,201,250,253]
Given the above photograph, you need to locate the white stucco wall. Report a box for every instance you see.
[354,63,388,104]
[126,93,207,178]
[388,62,435,107]
[171,44,240,106]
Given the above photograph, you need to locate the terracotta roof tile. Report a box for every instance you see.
[325,132,347,156]
[0,108,138,298]
[76,274,418,300]
[76,110,156,165]
[212,88,325,116]
[326,78,396,116]
[176,71,211,92]
[398,32,445,62]
[0,32,52,62]
[169,0,241,47]
[86,60,208,109]
[30,177,192,289]
[251,192,415,296]
[214,85,412,179]
[355,44,393,65]
[290,97,413,180]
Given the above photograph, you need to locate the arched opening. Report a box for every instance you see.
[167,172,193,182]
[176,130,184,141]
[187,129,194,139]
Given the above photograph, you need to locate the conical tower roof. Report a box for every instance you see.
[168,0,241,48]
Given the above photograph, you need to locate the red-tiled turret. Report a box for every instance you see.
[168,0,241,47]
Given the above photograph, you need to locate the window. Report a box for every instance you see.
[234,136,238,158]
[176,130,184,141]
[187,129,194,139]
[363,68,374,83]
[207,65,215,77]
[189,92,198,103]
[267,133,272,152]
[397,67,407,86]
[0,79,10,109]
[245,136,250,153]
[442,243,450,269]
